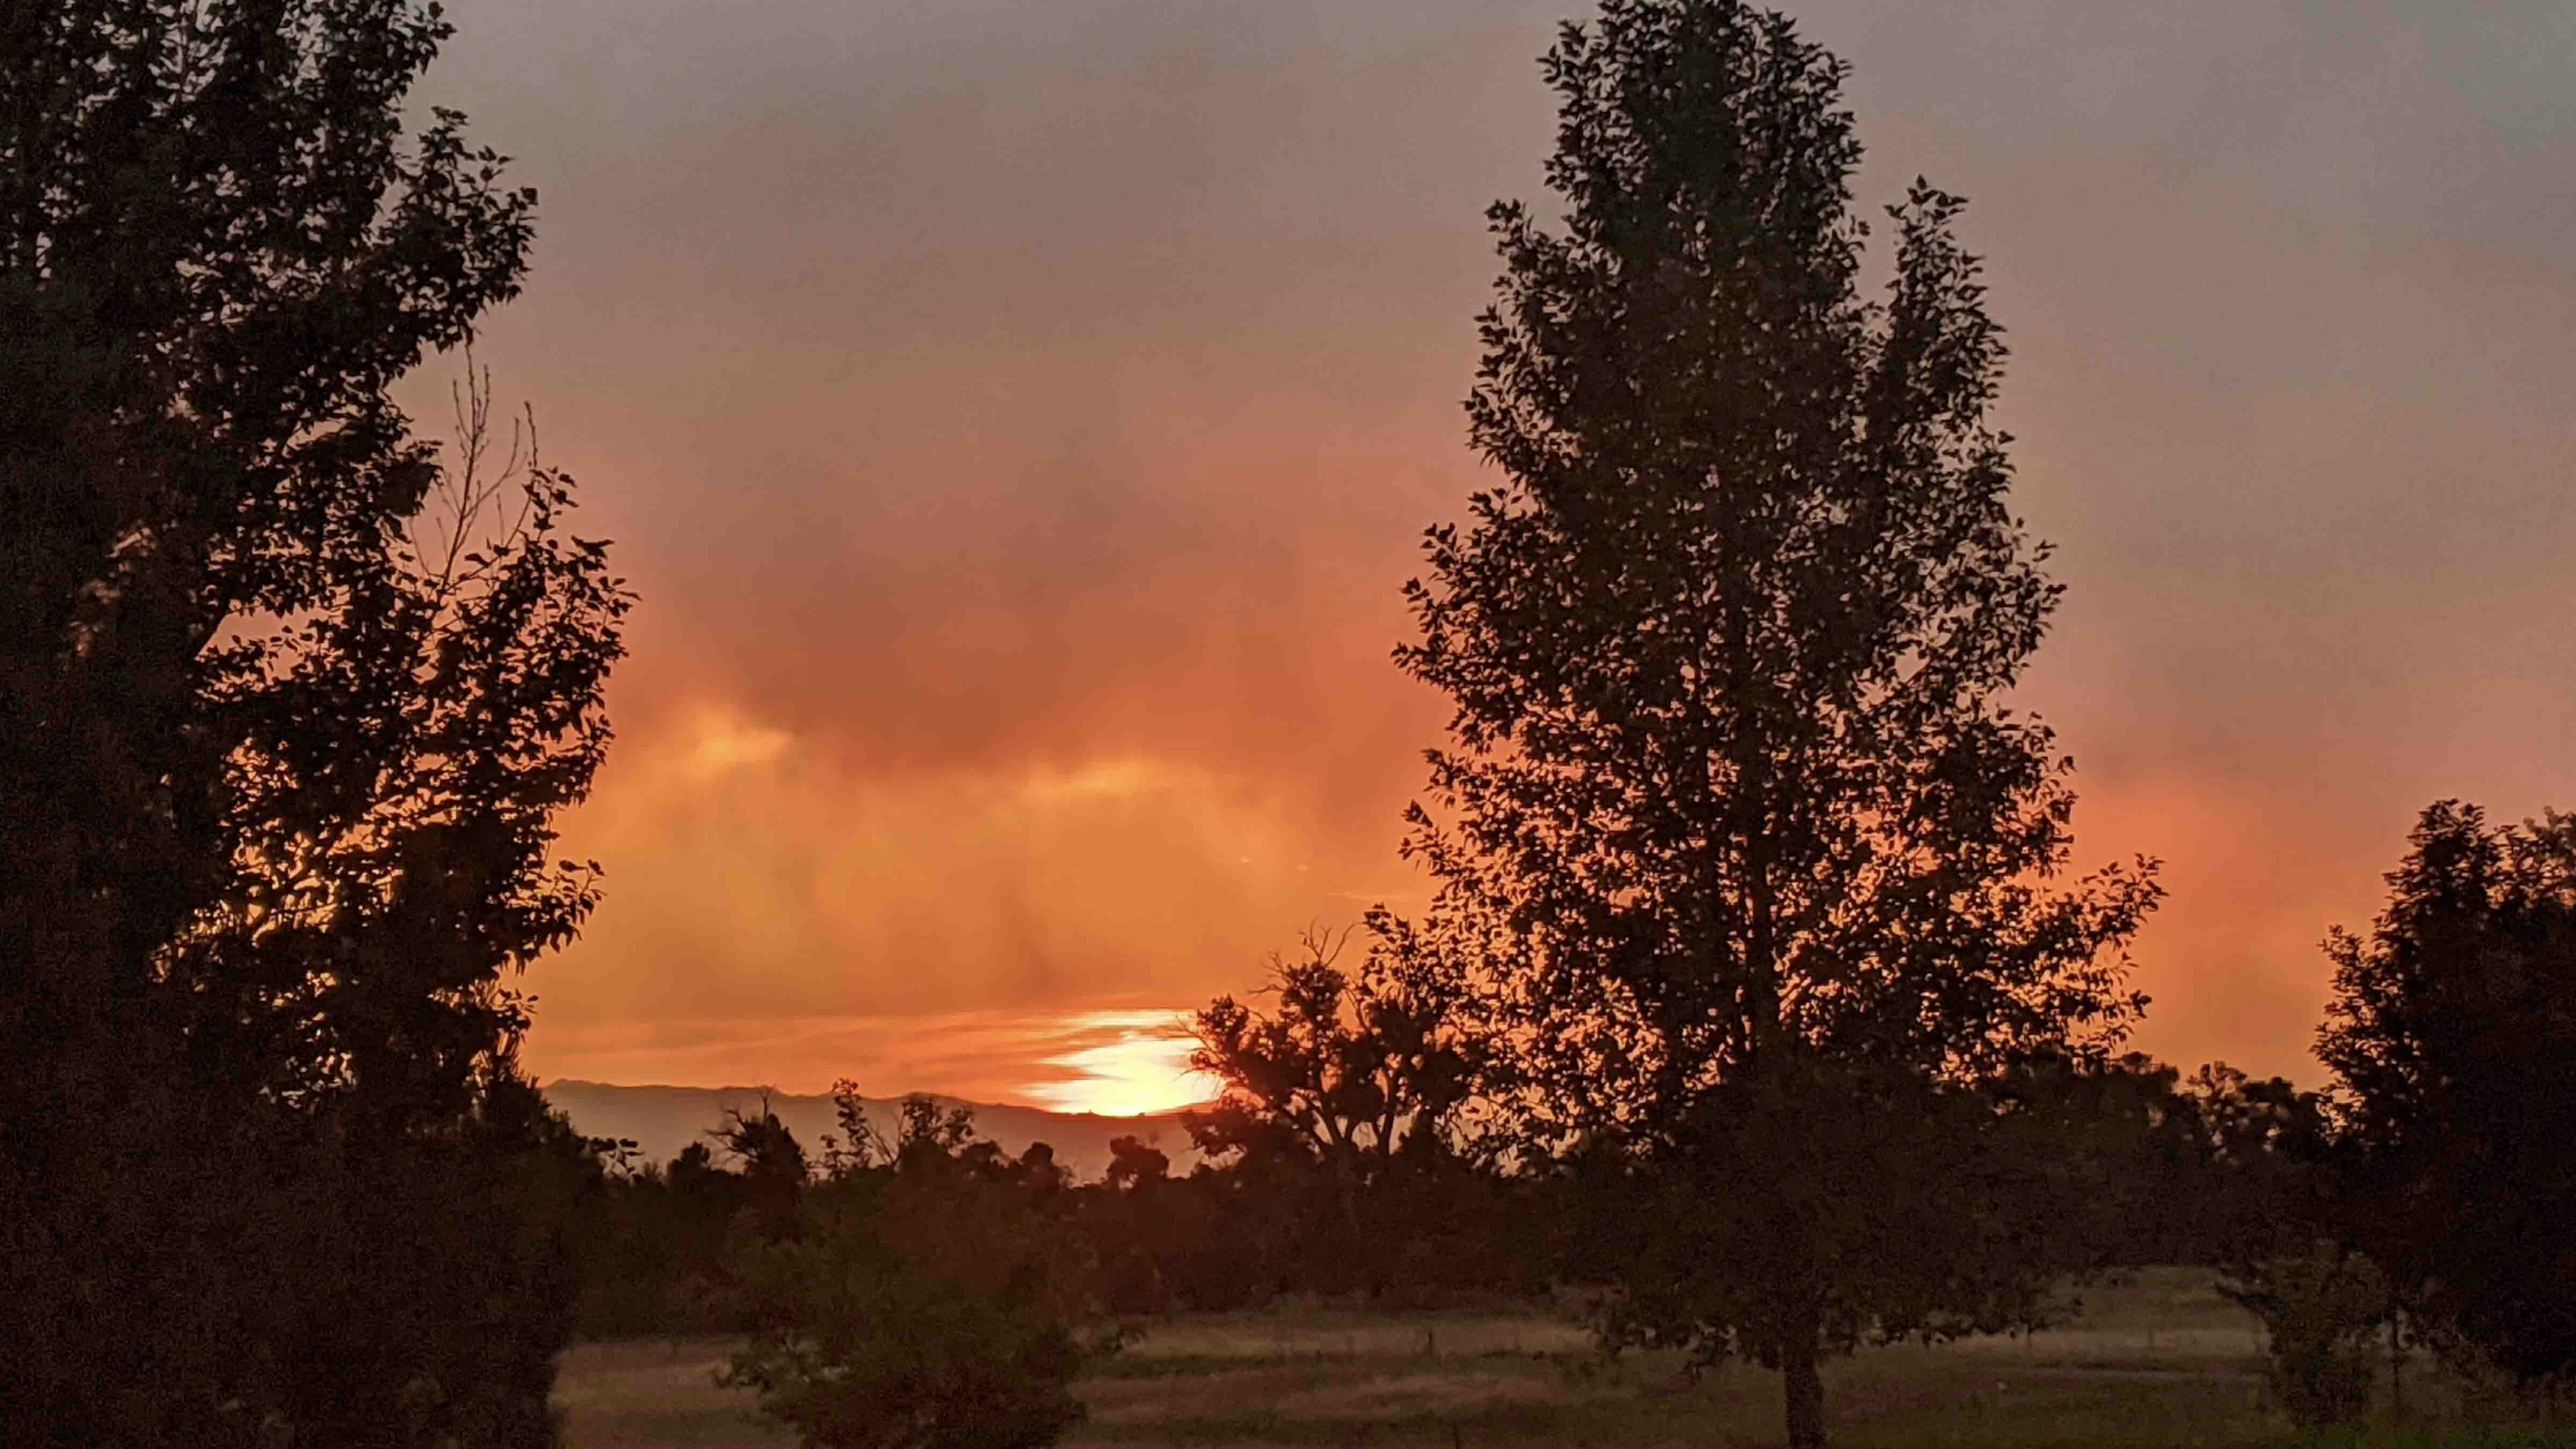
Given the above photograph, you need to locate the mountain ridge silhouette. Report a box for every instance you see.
[541,1078,1205,1183]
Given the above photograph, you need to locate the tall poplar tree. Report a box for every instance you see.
[1396,4,2158,1443]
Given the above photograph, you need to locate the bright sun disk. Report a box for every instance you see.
[1024,1015,1219,1117]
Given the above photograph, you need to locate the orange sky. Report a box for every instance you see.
[412,1,2576,1113]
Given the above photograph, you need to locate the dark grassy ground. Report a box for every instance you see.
[554,1268,2573,1447]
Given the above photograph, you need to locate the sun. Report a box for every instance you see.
[1023,1015,1221,1117]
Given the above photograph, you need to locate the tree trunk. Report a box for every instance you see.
[1781,1328,1828,1449]
[2387,1311,2404,1422]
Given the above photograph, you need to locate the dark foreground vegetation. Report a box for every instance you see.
[4,1,630,1444]
[5,1,2570,1447]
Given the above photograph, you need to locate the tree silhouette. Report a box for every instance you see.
[1104,1135,1173,1192]
[2316,801,2576,1384]
[1185,911,1506,1298]
[1,3,624,1439]
[717,1094,816,1242]
[1185,912,1491,1178]
[1395,3,2157,1441]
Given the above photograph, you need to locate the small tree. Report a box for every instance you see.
[1186,911,1492,1178]
[722,1090,1113,1449]
[1185,912,1506,1299]
[2316,801,2576,1386]
[1104,1136,1172,1192]
[2221,1242,2391,1429]
[713,1094,815,1243]
[1396,3,2157,1442]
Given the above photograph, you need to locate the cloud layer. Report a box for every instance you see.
[413,0,2576,1099]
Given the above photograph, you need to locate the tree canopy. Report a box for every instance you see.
[1394,2,2157,1441]
[1185,912,1492,1177]
[2316,801,2576,1384]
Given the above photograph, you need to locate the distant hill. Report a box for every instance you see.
[539,1080,1202,1185]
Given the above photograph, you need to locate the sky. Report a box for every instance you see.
[410,1,2576,1115]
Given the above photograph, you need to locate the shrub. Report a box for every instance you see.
[2226,1242,2393,1428]
[720,1095,1116,1449]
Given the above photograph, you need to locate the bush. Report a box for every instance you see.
[720,1096,1116,1449]
[2227,1243,2394,1428]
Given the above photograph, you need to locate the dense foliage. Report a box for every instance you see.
[1,3,626,1441]
[2317,802,2576,1385]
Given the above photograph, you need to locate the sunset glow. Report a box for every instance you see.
[1023,1012,1222,1118]
[408,0,2576,1103]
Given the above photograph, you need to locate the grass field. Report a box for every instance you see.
[554,1268,2573,1447]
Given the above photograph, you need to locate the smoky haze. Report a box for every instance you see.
[408,0,2576,1101]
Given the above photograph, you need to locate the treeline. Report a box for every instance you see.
[572,1055,2310,1343]
[562,1026,2330,1417]
[569,1084,1548,1342]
